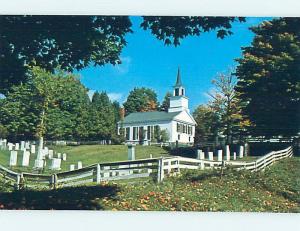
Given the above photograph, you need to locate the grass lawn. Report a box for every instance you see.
[0,145,170,173]
[0,156,299,211]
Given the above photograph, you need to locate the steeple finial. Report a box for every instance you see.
[175,67,183,87]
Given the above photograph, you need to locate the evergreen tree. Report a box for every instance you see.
[235,18,300,137]
[160,92,172,111]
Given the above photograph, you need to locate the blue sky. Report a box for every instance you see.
[78,17,270,112]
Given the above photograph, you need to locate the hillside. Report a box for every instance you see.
[0,156,299,212]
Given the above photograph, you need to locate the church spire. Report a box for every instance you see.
[174,67,183,87]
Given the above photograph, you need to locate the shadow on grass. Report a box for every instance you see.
[0,184,119,210]
[163,146,196,158]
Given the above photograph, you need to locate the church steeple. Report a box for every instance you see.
[173,67,185,97]
[168,67,189,113]
[174,67,183,87]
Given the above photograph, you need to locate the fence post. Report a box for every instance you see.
[96,164,101,183]
[157,158,164,183]
[16,174,21,190]
[53,174,58,189]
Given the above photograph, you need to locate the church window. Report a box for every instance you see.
[177,123,180,132]
[181,89,184,95]
[178,134,180,140]
[126,127,130,140]
[147,126,151,140]
[133,127,138,140]
[175,88,179,96]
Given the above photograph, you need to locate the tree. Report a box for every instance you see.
[208,70,249,143]
[89,91,116,140]
[160,92,172,111]
[235,18,300,137]
[0,124,8,138]
[193,105,219,143]
[123,87,158,115]
[0,67,90,146]
[0,16,132,93]
[0,16,244,93]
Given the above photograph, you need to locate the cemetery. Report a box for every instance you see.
[0,16,299,212]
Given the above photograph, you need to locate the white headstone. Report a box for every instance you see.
[217,150,223,161]
[50,158,61,170]
[15,143,20,150]
[30,144,36,154]
[208,151,214,167]
[225,145,230,161]
[34,159,44,169]
[9,151,18,166]
[48,150,54,159]
[77,161,82,169]
[196,149,202,159]
[25,142,30,150]
[233,152,237,160]
[57,153,61,159]
[20,141,25,150]
[69,164,75,171]
[128,144,135,160]
[200,150,205,160]
[8,143,13,151]
[22,150,30,166]
[208,152,214,161]
[62,153,67,161]
[239,146,244,158]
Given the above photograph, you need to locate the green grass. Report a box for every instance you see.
[0,145,170,173]
[0,156,299,211]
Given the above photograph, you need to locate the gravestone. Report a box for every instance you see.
[15,143,20,150]
[22,150,30,166]
[217,150,223,161]
[25,142,30,150]
[233,152,237,160]
[69,164,75,171]
[8,143,13,151]
[128,144,136,160]
[9,151,18,166]
[239,146,244,158]
[34,159,44,169]
[208,151,214,167]
[50,158,61,170]
[77,161,82,169]
[20,141,25,150]
[57,153,61,159]
[48,150,54,159]
[30,144,36,154]
[62,153,67,161]
[225,145,230,161]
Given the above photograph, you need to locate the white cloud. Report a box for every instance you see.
[107,93,123,102]
[114,56,131,74]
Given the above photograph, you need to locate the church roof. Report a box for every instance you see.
[174,67,183,87]
[121,111,181,124]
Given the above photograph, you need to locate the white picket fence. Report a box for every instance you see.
[157,146,293,181]
[0,146,293,189]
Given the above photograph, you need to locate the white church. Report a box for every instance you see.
[118,68,196,145]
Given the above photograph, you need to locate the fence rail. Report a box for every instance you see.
[0,146,293,189]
